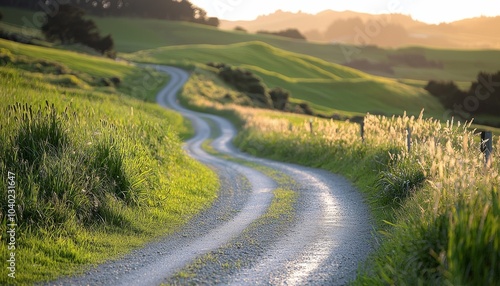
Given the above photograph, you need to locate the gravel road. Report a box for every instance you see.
[47,66,373,286]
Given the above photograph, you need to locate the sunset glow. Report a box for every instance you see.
[190,0,500,23]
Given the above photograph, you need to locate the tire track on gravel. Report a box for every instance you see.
[48,66,373,286]
[46,66,278,286]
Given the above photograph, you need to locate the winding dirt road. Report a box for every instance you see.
[50,66,373,286]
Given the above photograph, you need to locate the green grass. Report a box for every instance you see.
[232,109,500,286]
[0,39,130,77]
[3,6,500,84]
[126,42,445,118]
[0,38,176,105]
[181,71,500,285]
[0,42,218,284]
[94,15,500,82]
[2,6,499,123]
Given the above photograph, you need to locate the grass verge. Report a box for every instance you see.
[180,69,500,285]
[0,43,218,284]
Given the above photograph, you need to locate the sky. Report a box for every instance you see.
[189,0,500,24]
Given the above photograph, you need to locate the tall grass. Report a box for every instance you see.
[237,112,499,285]
[180,70,500,285]
[0,61,218,283]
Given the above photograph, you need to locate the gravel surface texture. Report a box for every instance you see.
[46,66,374,286]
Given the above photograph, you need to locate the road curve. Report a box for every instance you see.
[48,66,373,286]
[156,66,373,285]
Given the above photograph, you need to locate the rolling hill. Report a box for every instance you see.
[1,6,499,123]
[220,10,500,50]
[125,41,444,117]
[2,6,500,84]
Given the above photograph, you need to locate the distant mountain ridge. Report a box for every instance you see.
[220,10,500,49]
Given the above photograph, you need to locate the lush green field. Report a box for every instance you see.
[180,71,500,285]
[126,41,445,117]
[2,6,499,123]
[0,42,218,284]
[2,6,500,83]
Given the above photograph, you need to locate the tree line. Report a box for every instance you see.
[0,0,219,27]
[425,71,500,118]
[257,28,306,40]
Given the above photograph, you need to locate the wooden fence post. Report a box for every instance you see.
[360,121,365,143]
[481,131,493,166]
[406,126,412,153]
[309,119,313,135]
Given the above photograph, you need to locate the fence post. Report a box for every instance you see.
[360,121,365,143]
[481,131,493,166]
[406,126,412,153]
[309,119,313,135]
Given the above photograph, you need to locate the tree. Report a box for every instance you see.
[42,4,114,55]
[206,17,220,27]
[0,0,217,27]
[91,34,115,55]
[42,5,88,44]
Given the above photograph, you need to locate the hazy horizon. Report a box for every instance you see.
[190,0,500,24]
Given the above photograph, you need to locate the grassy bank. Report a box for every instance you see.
[180,70,500,285]
[0,43,218,284]
[125,42,444,118]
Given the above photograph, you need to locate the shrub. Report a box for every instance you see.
[257,28,306,40]
[269,87,290,110]
[212,63,273,108]
[0,48,15,65]
[234,26,247,33]
[376,154,426,203]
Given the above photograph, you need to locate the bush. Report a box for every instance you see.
[212,63,273,108]
[298,102,314,115]
[269,87,290,110]
[208,62,296,110]
[257,28,306,40]
[234,26,247,33]
[0,48,15,65]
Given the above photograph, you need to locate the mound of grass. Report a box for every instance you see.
[0,53,217,283]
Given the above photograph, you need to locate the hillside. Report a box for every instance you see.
[2,6,499,124]
[220,10,500,50]
[125,41,444,117]
[2,6,500,84]
[221,10,426,33]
